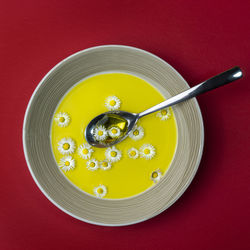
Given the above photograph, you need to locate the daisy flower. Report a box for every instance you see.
[93,185,107,198]
[59,156,75,172]
[105,146,122,162]
[127,147,139,159]
[156,108,171,120]
[86,159,99,171]
[140,144,156,160]
[100,160,112,170]
[78,143,93,159]
[58,138,76,155]
[108,126,121,138]
[105,96,121,110]
[151,169,162,183]
[129,125,144,141]
[93,125,108,141]
[54,112,70,127]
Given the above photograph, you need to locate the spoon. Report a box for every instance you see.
[85,66,243,148]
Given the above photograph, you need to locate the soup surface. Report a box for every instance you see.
[51,72,177,199]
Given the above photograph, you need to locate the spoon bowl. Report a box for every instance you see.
[85,111,138,148]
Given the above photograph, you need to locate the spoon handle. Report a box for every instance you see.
[138,66,243,118]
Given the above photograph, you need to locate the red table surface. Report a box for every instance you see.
[1,0,250,249]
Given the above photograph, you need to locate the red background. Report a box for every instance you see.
[1,0,249,249]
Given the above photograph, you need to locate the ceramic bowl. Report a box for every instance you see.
[23,45,204,226]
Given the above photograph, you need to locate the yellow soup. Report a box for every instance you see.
[51,73,177,199]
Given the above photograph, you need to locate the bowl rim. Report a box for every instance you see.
[22,45,204,226]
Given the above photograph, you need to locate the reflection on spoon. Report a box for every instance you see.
[85,67,242,148]
[94,113,128,144]
[85,111,136,148]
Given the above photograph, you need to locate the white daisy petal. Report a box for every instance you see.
[105,96,121,110]
[93,185,107,198]
[86,159,99,171]
[156,108,171,120]
[59,156,75,172]
[108,127,121,138]
[129,125,144,141]
[127,147,139,159]
[140,144,156,160]
[105,146,122,162]
[100,160,112,170]
[58,138,76,155]
[151,169,162,183]
[93,125,108,141]
[78,143,93,159]
[54,112,71,127]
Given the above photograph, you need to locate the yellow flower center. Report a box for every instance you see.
[109,100,116,106]
[63,143,70,150]
[65,161,70,166]
[144,149,150,155]
[90,162,96,168]
[98,130,103,136]
[59,117,65,122]
[133,130,139,136]
[102,161,108,167]
[82,148,89,154]
[111,129,117,134]
[97,188,103,194]
[161,110,167,116]
[111,151,117,157]
[130,151,136,156]
[152,172,158,178]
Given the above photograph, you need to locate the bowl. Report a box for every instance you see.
[23,45,204,226]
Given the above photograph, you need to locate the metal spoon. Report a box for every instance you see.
[85,66,243,148]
